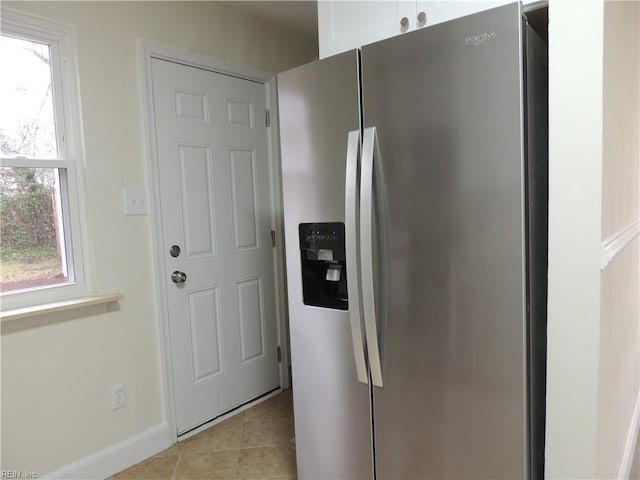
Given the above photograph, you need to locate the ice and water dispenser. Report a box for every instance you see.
[298,222,348,310]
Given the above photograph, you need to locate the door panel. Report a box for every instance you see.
[188,288,222,382]
[229,148,260,251]
[237,277,266,363]
[361,4,527,478]
[152,58,279,434]
[178,144,216,257]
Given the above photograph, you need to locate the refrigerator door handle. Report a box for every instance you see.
[361,127,384,388]
[345,129,369,385]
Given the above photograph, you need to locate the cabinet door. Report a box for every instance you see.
[318,1,415,58]
[415,0,511,28]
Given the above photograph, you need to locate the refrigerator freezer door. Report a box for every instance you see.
[278,51,374,480]
[362,3,528,478]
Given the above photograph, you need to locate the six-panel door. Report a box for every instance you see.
[151,58,279,434]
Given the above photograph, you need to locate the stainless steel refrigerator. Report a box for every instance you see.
[277,2,547,478]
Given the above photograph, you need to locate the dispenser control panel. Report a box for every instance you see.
[303,232,339,242]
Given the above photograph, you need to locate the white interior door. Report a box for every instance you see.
[151,58,280,434]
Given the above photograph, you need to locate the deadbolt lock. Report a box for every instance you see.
[169,245,181,257]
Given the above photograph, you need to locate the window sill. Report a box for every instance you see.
[1,293,123,323]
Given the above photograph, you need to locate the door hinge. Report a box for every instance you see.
[265,109,271,127]
[270,230,276,247]
[277,346,282,362]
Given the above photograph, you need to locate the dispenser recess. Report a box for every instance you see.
[299,222,348,310]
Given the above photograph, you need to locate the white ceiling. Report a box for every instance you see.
[222,1,318,44]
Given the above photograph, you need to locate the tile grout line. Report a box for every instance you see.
[233,446,241,480]
[170,452,182,480]
[236,412,246,479]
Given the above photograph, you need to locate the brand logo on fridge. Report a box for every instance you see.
[465,31,496,46]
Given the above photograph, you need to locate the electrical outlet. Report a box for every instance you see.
[110,384,127,410]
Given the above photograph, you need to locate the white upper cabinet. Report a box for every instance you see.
[318,1,416,59]
[318,0,515,58]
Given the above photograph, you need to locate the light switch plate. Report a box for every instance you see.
[123,187,149,215]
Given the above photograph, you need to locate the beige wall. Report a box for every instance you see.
[0,1,315,475]
[597,1,640,477]
[601,1,640,241]
[546,1,640,477]
[598,238,640,477]
[545,1,604,477]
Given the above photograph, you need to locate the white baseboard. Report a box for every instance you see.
[619,390,640,479]
[43,422,173,480]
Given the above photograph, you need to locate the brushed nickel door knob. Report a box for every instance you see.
[171,271,187,284]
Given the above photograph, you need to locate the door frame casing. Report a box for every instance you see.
[139,40,291,441]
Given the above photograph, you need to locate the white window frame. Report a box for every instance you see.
[1,10,90,310]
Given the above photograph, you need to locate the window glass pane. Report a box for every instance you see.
[0,167,70,293]
[0,35,58,158]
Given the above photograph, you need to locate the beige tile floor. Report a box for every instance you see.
[110,390,296,480]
